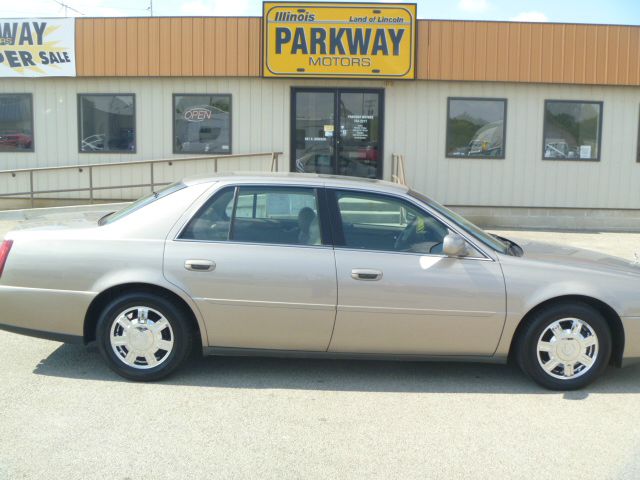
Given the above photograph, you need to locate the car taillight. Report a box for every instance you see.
[0,239,13,278]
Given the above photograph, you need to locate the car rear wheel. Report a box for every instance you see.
[96,292,194,381]
[515,302,611,390]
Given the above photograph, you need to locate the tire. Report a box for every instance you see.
[96,292,194,381]
[515,302,612,390]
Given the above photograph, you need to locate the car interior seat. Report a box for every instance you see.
[297,207,321,245]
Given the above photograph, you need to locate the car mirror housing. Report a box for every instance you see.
[442,232,469,257]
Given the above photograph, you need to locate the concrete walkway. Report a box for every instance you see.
[1,203,640,261]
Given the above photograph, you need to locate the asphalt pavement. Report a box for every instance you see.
[1,206,640,479]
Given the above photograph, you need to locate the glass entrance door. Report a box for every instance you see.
[292,90,336,175]
[292,88,383,179]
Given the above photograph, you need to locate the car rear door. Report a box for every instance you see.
[326,188,506,356]
[164,184,337,351]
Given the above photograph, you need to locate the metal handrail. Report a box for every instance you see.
[0,151,282,207]
[391,153,408,186]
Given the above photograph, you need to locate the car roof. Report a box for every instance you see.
[181,172,410,194]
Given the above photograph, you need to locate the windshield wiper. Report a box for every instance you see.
[98,211,115,226]
[491,234,523,256]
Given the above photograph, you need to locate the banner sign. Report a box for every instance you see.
[263,2,416,79]
[0,18,76,77]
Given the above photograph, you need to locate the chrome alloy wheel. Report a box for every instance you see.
[109,306,174,369]
[536,318,599,380]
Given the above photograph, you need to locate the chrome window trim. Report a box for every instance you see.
[332,246,493,261]
[173,237,333,250]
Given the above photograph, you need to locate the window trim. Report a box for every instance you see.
[228,186,240,241]
[77,93,136,154]
[445,97,507,160]
[326,187,494,261]
[172,93,233,155]
[0,93,35,153]
[177,184,331,248]
[542,99,603,162]
[636,104,640,163]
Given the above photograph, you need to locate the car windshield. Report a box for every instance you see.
[99,182,186,225]
[409,190,509,254]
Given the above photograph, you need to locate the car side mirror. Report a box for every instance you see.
[442,232,469,257]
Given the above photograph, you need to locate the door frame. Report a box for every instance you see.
[290,87,385,180]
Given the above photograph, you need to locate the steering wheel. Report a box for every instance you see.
[394,219,418,251]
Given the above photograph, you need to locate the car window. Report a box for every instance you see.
[408,190,508,254]
[231,187,322,246]
[180,187,235,241]
[100,182,186,225]
[333,191,450,254]
[180,186,323,246]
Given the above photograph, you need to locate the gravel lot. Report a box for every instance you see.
[2,208,640,479]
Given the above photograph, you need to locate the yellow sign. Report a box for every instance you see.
[262,2,416,79]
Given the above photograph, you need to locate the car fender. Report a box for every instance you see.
[89,268,210,346]
[493,258,632,357]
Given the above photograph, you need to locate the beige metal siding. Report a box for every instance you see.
[0,77,287,199]
[1,77,639,209]
[384,80,640,209]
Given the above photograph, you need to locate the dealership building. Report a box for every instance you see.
[1,3,640,229]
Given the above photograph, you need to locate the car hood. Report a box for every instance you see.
[510,237,640,276]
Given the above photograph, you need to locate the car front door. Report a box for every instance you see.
[164,184,337,351]
[327,189,506,356]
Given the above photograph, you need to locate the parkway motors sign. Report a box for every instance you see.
[0,18,76,77]
[262,2,416,79]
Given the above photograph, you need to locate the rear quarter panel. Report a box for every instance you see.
[0,183,212,340]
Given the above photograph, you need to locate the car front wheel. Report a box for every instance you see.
[96,292,194,381]
[515,302,612,390]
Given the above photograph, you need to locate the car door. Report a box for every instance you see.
[327,188,506,356]
[164,184,337,351]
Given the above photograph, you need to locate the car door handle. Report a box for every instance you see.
[351,269,383,281]
[184,260,215,272]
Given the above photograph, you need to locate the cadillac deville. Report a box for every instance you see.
[1,173,639,390]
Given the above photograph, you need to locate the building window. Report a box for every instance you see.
[0,94,34,152]
[637,106,640,163]
[446,98,506,159]
[78,94,135,153]
[174,94,231,154]
[543,100,602,161]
